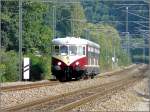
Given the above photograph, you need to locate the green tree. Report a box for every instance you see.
[56,3,86,37]
[23,2,53,54]
[82,23,130,71]
[1,1,53,54]
[71,3,86,36]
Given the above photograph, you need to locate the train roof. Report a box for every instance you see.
[52,37,100,48]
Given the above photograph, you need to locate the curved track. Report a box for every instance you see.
[2,65,147,112]
[53,77,141,112]
[1,64,139,92]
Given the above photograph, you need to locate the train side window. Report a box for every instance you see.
[88,46,90,52]
[77,46,85,56]
[83,47,85,55]
[88,52,92,65]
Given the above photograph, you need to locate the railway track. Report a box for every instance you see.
[1,64,139,92]
[1,81,59,92]
[2,69,145,112]
[98,64,143,78]
[54,77,141,112]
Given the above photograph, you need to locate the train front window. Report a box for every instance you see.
[60,45,68,55]
[69,46,77,55]
[53,45,85,56]
[69,46,85,56]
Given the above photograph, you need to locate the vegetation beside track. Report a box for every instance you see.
[1,1,131,82]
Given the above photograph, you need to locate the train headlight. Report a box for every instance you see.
[75,61,79,66]
[57,62,62,66]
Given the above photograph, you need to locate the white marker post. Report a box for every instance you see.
[23,57,30,80]
[112,57,115,69]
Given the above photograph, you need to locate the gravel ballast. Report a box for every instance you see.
[72,70,150,111]
[1,67,139,109]
[1,65,146,110]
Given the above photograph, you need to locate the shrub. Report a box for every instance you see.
[27,54,51,81]
[0,64,6,82]
[0,50,19,82]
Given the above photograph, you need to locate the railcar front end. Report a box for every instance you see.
[51,37,100,81]
[51,44,87,81]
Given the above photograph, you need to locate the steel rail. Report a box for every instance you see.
[0,64,137,92]
[53,77,141,112]
[1,78,136,111]
[0,81,59,92]
[2,66,146,112]
[0,64,138,92]
[98,64,140,78]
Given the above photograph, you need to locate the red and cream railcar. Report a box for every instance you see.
[51,37,100,81]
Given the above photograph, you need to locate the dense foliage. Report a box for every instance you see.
[1,1,53,82]
[81,0,149,33]
[1,1,135,82]
[0,50,19,82]
[82,23,130,71]
[26,54,51,81]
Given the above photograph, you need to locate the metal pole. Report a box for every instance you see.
[149,3,150,69]
[112,34,114,69]
[143,45,145,64]
[148,4,150,110]
[71,0,75,36]
[0,0,1,101]
[85,29,87,39]
[71,8,74,36]
[19,0,22,81]
[53,4,56,39]
[126,6,130,64]
[126,7,128,34]
[143,35,145,64]
[106,47,108,64]
[86,29,89,40]
[113,34,115,69]
[0,0,1,55]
